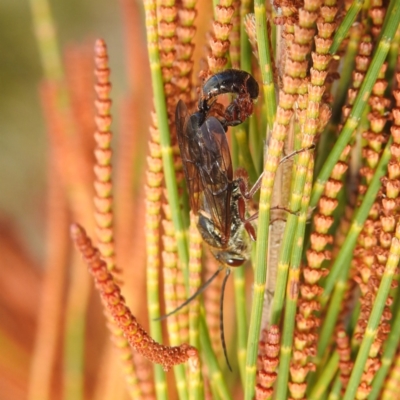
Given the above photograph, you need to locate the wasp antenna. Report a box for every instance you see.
[220,268,233,372]
[154,266,224,321]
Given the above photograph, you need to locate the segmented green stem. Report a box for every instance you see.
[343,230,400,400]
[233,266,247,384]
[311,2,400,208]
[145,1,175,400]
[386,26,400,95]
[143,0,189,275]
[254,0,276,128]
[275,159,313,399]
[328,374,342,399]
[369,302,400,399]
[329,0,364,54]
[162,248,189,400]
[199,313,232,400]
[188,214,203,400]
[322,137,393,299]
[316,259,350,361]
[244,106,293,400]
[270,108,323,325]
[234,126,258,183]
[309,353,339,400]
[146,194,168,399]
[239,0,252,73]
[331,25,363,123]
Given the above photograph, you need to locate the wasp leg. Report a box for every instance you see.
[271,205,299,216]
[237,196,257,240]
[237,172,262,200]
[237,144,315,200]
[238,202,298,241]
[224,95,254,127]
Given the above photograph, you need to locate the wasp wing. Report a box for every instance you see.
[176,101,234,242]
[197,117,233,243]
[176,100,203,213]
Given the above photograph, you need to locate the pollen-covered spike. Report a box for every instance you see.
[71,223,198,371]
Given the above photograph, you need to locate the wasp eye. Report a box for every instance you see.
[226,258,245,267]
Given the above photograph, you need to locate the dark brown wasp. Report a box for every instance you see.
[160,69,312,370]
[173,97,261,370]
[175,99,259,269]
[159,70,261,370]
[176,69,261,268]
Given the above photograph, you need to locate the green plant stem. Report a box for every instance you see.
[316,261,350,361]
[311,3,400,208]
[254,0,276,129]
[29,2,94,399]
[343,235,400,400]
[317,139,392,369]
[28,0,63,80]
[322,137,392,301]
[240,0,252,74]
[329,0,364,55]
[229,4,253,383]
[385,26,400,96]
[244,205,270,400]
[144,1,190,398]
[331,25,362,124]
[314,123,337,184]
[327,374,342,400]
[244,128,288,399]
[376,0,397,45]
[172,365,188,400]
[270,145,316,324]
[143,0,189,282]
[368,297,400,399]
[199,314,232,400]
[147,263,168,400]
[234,124,258,183]
[64,265,85,400]
[249,115,263,175]
[233,267,247,385]
[309,353,339,400]
[275,160,313,399]
[188,221,203,400]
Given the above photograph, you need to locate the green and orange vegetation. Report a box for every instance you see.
[3,0,400,399]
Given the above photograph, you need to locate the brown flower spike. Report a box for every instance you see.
[70,223,198,371]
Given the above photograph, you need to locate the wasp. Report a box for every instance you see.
[171,70,261,369]
[175,99,258,371]
[163,70,311,370]
[176,99,259,269]
[175,69,260,268]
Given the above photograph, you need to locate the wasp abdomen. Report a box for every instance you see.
[201,69,259,101]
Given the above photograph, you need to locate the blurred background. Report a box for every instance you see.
[0,1,216,399]
[0,0,126,259]
[0,1,142,399]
